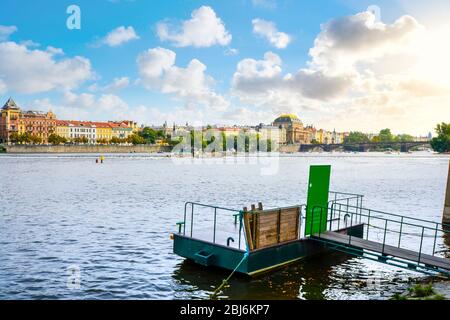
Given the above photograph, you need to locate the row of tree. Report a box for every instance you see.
[344,129,415,145]
[170,131,273,153]
[8,127,170,146]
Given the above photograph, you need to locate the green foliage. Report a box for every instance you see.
[409,284,435,298]
[378,128,395,143]
[9,132,38,144]
[48,134,67,145]
[138,127,167,144]
[396,134,414,142]
[96,138,109,145]
[431,122,450,153]
[110,136,127,144]
[344,132,370,144]
[73,136,89,144]
[392,284,446,300]
[127,134,146,145]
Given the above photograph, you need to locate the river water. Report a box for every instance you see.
[0,152,449,300]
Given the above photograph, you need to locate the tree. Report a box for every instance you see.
[344,132,370,144]
[96,138,109,145]
[127,134,146,145]
[431,123,450,153]
[30,135,42,145]
[48,134,67,145]
[73,136,88,144]
[139,127,158,144]
[9,132,20,144]
[397,134,414,142]
[379,129,395,143]
[110,136,126,144]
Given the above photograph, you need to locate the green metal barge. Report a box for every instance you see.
[173,166,450,277]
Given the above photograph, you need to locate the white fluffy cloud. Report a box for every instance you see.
[231,11,450,134]
[0,42,93,94]
[101,26,140,47]
[0,25,17,41]
[309,12,421,74]
[137,47,229,111]
[156,6,232,47]
[232,52,352,104]
[252,19,291,49]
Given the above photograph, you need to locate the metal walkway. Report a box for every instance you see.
[313,231,450,274]
[309,200,450,276]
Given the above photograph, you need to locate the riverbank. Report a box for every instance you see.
[3,144,172,154]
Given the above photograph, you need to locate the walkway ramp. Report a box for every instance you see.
[313,231,450,273]
[308,200,450,276]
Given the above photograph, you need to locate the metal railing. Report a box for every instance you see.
[177,192,364,251]
[309,202,450,272]
[179,202,309,250]
[180,202,245,250]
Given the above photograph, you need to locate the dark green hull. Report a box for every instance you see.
[173,224,364,276]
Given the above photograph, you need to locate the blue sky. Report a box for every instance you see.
[0,0,449,134]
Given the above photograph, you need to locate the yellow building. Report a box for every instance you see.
[92,122,113,141]
[55,120,70,139]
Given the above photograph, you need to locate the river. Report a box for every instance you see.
[0,152,449,300]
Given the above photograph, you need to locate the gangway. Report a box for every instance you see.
[309,201,450,276]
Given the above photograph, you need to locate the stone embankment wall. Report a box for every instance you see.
[5,145,173,154]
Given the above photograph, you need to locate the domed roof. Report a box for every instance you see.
[2,98,20,110]
[274,114,302,124]
[279,114,299,120]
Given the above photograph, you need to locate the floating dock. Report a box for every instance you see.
[173,165,450,277]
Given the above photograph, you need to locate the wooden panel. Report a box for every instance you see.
[246,206,300,250]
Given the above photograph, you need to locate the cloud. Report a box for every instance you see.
[251,0,277,9]
[156,6,232,47]
[309,12,422,74]
[0,42,93,94]
[232,51,352,104]
[252,19,291,49]
[231,11,450,135]
[89,77,130,92]
[137,47,229,111]
[100,26,139,47]
[0,25,17,41]
[224,48,239,56]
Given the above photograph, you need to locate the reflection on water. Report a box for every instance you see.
[0,152,449,300]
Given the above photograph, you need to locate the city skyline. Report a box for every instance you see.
[0,97,432,139]
[0,0,449,136]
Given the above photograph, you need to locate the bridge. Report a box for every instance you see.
[308,199,450,276]
[300,141,431,153]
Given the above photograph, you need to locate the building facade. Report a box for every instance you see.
[109,122,133,139]
[273,114,310,145]
[0,98,56,144]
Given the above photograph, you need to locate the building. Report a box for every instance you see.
[92,122,113,142]
[257,124,286,145]
[0,98,21,143]
[66,121,97,144]
[109,121,133,139]
[0,98,56,144]
[273,114,310,145]
[56,120,70,139]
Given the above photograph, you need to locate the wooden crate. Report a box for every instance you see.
[243,205,300,250]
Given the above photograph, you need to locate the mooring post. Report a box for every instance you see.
[444,161,450,226]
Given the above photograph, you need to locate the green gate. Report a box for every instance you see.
[305,165,331,236]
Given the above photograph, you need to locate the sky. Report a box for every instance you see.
[0,0,449,135]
